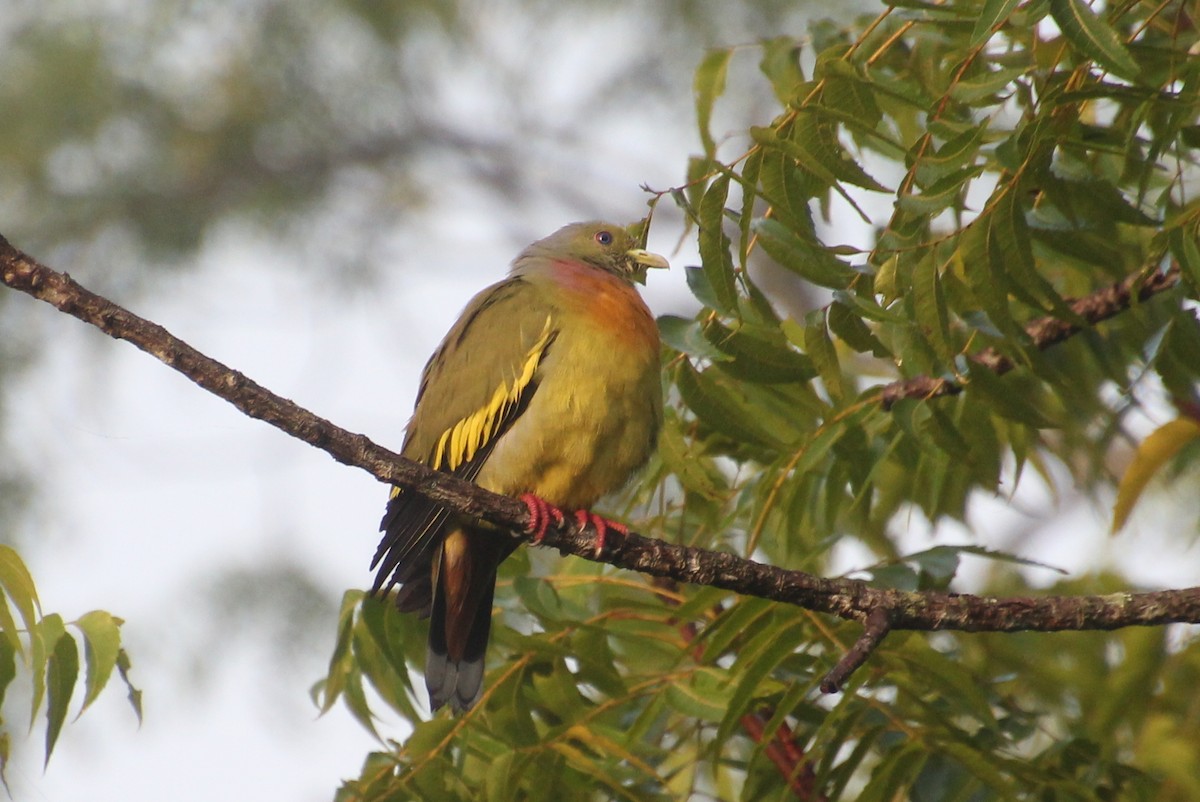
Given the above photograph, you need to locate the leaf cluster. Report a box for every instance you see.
[0,545,139,782]
[334,1,1200,799]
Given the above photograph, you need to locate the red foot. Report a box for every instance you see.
[520,493,564,545]
[573,510,628,557]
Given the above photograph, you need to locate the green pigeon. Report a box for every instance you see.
[372,221,668,712]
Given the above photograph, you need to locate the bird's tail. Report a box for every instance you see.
[425,527,509,713]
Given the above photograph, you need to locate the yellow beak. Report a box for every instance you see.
[626,248,670,271]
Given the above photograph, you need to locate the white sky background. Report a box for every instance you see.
[4,2,1200,800]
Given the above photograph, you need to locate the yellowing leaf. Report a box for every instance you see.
[74,610,122,714]
[1112,418,1200,533]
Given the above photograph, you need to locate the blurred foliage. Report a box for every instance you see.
[321,1,1200,800]
[0,0,809,265]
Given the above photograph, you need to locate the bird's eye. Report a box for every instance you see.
[594,230,614,246]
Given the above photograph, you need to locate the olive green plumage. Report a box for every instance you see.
[372,221,667,712]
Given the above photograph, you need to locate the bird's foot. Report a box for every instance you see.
[520,493,565,545]
[572,510,628,558]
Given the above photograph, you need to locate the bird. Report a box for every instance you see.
[370,221,668,713]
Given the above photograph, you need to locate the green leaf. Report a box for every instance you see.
[828,300,892,356]
[859,743,928,802]
[823,61,883,133]
[704,319,816,383]
[317,590,362,714]
[970,0,1024,46]
[353,617,414,720]
[531,658,587,718]
[406,717,459,757]
[966,366,1057,428]
[911,255,954,364]
[831,288,908,323]
[801,310,845,401]
[0,639,15,717]
[1048,0,1140,79]
[791,414,858,481]
[339,663,381,742]
[676,361,793,450]
[757,148,817,232]
[485,751,520,802]
[695,48,734,158]
[73,610,121,714]
[897,166,982,216]
[31,614,65,730]
[874,254,900,305]
[1169,220,1200,295]
[759,37,804,105]
[0,594,20,661]
[682,156,713,218]
[666,667,735,722]
[752,125,840,193]
[359,595,415,682]
[949,65,1028,103]
[658,315,731,362]
[989,187,1085,325]
[697,597,775,661]
[737,147,764,268]
[924,405,974,460]
[115,649,142,724]
[794,112,890,193]
[715,613,810,749]
[752,124,877,220]
[754,218,854,289]
[658,410,727,500]
[0,731,8,794]
[963,225,1023,343]
[44,629,78,765]
[682,265,722,311]
[925,544,1067,574]
[912,126,988,187]
[570,626,626,699]
[698,175,739,313]
[513,576,564,621]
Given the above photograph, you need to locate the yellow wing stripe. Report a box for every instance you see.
[431,315,554,472]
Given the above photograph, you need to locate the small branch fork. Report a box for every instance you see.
[3,234,1199,697]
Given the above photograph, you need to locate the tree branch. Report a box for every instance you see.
[878,263,1182,408]
[4,234,1199,694]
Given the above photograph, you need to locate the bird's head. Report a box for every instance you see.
[523,221,669,285]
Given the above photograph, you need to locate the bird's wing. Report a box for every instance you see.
[371,276,558,600]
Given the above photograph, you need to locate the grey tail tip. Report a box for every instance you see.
[426,654,485,714]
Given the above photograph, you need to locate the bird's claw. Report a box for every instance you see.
[573,510,628,558]
[521,493,565,545]
[520,495,627,556]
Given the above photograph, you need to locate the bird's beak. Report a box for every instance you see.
[626,248,669,284]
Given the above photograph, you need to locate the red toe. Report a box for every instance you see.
[520,493,564,545]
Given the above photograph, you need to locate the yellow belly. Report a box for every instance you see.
[475,321,661,509]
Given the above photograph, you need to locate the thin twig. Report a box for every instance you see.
[820,607,892,693]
